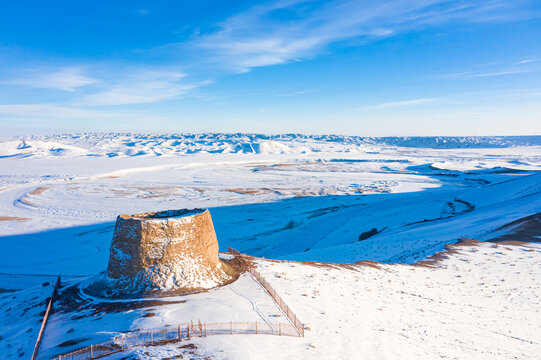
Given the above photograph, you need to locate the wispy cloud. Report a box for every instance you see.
[443,69,531,80]
[441,58,539,80]
[0,104,99,118]
[184,0,540,72]
[76,71,205,106]
[515,58,538,64]
[0,103,170,126]
[357,98,435,110]
[276,89,317,97]
[3,67,98,91]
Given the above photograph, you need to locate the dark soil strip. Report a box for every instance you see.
[486,212,541,243]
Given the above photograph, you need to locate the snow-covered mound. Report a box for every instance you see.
[0,134,539,158]
[219,140,293,154]
[375,135,541,148]
[0,139,89,158]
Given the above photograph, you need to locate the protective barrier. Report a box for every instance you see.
[53,321,298,360]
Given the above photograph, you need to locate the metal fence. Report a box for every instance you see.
[53,321,299,360]
[228,247,305,337]
[248,267,305,337]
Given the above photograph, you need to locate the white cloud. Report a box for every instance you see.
[0,65,207,108]
[0,104,128,119]
[187,0,539,72]
[0,104,170,126]
[441,57,539,80]
[443,69,531,80]
[359,98,435,110]
[4,67,97,91]
[76,71,205,106]
[515,58,538,64]
[277,89,317,97]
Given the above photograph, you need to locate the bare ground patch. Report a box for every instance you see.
[19,186,52,205]
[485,212,541,243]
[0,215,30,221]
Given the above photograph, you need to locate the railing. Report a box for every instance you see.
[32,275,61,360]
[228,247,305,337]
[53,321,298,360]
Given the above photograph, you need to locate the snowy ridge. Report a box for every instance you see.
[0,134,539,158]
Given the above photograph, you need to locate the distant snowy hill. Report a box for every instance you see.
[0,134,539,158]
[374,135,541,148]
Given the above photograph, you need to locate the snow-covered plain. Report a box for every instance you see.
[0,133,540,359]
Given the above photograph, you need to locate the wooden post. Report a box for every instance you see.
[230,321,233,335]
[90,344,93,358]
[187,325,190,339]
[204,323,207,337]
[121,335,124,350]
[151,329,153,344]
[198,320,202,334]
[31,275,62,360]
[255,321,258,334]
[178,325,181,341]
[279,323,282,336]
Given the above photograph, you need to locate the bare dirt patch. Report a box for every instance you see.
[414,238,487,268]
[486,212,541,243]
[29,186,51,196]
[250,162,319,170]
[231,249,382,271]
[0,216,30,222]
[223,187,340,197]
[224,188,269,195]
[19,186,52,205]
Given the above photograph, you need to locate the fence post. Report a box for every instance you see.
[187,325,190,339]
[255,321,258,334]
[90,344,93,358]
[178,325,181,341]
[230,321,233,334]
[151,329,153,344]
[31,275,61,360]
[121,335,124,350]
[279,323,282,336]
[204,323,207,337]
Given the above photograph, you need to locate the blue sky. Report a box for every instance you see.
[0,0,540,135]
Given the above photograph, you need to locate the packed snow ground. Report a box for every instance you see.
[0,134,540,359]
[2,241,539,359]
